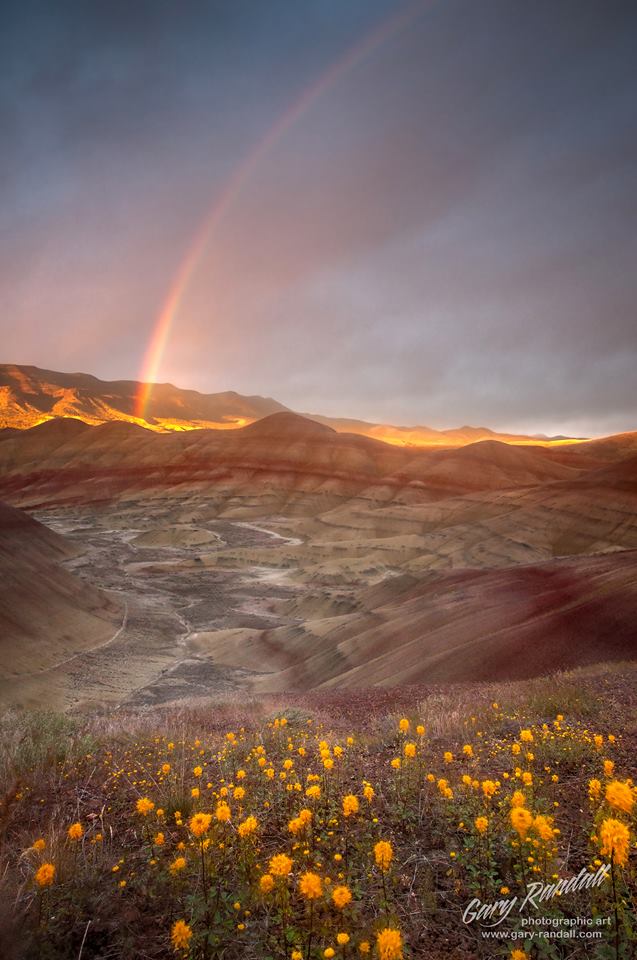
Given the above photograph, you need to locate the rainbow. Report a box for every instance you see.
[135,0,429,420]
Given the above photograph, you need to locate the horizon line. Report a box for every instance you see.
[4,360,627,441]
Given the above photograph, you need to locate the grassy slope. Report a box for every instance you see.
[0,663,636,959]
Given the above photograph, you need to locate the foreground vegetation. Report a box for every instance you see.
[1,664,636,959]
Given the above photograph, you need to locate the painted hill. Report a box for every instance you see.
[0,409,635,703]
[0,363,583,447]
[0,501,122,687]
[1,415,635,579]
[0,413,412,511]
[0,413,635,520]
[401,439,581,492]
[197,550,637,691]
[0,372,634,702]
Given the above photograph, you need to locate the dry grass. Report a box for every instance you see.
[0,664,635,960]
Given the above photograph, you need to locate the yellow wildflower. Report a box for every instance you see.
[259,873,275,893]
[376,927,403,960]
[599,818,630,867]
[189,812,212,838]
[510,807,533,839]
[298,871,323,900]
[533,815,554,842]
[481,780,497,798]
[35,863,55,887]
[171,919,192,953]
[269,853,293,877]
[605,780,634,814]
[342,794,359,817]
[237,815,258,838]
[374,840,393,872]
[332,885,352,909]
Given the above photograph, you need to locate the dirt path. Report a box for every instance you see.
[235,521,304,546]
[26,601,130,678]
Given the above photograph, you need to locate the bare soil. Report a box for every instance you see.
[25,502,305,710]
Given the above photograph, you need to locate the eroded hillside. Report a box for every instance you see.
[0,414,635,708]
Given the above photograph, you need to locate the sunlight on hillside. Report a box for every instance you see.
[1,407,590,448]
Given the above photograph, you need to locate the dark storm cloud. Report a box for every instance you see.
[1,0,635,435]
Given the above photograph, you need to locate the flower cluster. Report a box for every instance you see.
[9,701,636,959]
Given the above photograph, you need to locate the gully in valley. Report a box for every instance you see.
[31,504,303,709]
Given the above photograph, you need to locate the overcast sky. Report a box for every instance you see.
[1,0,635,436]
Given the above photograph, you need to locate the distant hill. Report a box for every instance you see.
[0,408,635,510]
[0,363,286,432]
[0,363,583,447]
